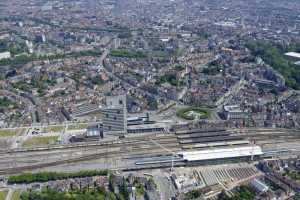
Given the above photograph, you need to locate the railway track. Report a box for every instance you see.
[0,134,178,155]
[0,135,181,175]
[0,144,181,175]
[245,135,300,141]
[0,144,180,165]
[3,128,300,175]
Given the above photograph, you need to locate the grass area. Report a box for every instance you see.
[11,189,21,200]
[67,123,88,130]
[43,125,64,132]
[22,136,59,148]
[0,128,24,137]
[110,49,147,58]
[135,183,145,197]
[0,190,8,200]
[176,107,210,120]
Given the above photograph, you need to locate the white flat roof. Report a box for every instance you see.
[224,105,241,112]
[285,52,300,59]
[179,146,263,161]
[0,51,11,60]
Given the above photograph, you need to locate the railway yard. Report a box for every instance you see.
[1,127,300,175]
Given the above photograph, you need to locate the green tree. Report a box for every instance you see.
[108,174,115,193]
[186,189,202,199]
[119,177,129,200]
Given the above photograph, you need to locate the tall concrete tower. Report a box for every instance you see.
[101,95,127,135]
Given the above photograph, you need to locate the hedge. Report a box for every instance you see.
[8,169,109,184]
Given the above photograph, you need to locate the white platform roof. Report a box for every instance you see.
[285,52,300,59]
[178,146,263,162]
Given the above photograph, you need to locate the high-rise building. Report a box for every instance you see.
[101,95,127,135]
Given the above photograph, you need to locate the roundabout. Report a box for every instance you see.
[176,107,210,120]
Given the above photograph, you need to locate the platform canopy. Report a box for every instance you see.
[178,146,263,162]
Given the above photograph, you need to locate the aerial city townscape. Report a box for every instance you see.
[0,0,300,199]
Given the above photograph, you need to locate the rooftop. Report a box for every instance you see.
[178,146,263,162]
[285,52,300,59]
[223,105,242,112]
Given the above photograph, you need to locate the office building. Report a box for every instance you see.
[222,105,249,120]
[101,95,127,135]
